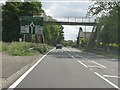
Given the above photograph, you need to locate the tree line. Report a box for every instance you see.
[87,1,119,50]
[2,1,64,46]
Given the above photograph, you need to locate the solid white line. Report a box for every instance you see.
[8,49,54,89]
[103,75,120,79]
[91,61,107,68]
[94,72,120,89]
[77,60,88,68]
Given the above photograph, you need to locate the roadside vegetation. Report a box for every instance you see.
[78,1,119,59]
[0,42,52,56]
[0,42,9,52]
[2,2,64,45]
[1,1,64,56]
[62,40,76,48]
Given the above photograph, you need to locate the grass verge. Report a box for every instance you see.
[1,42,52,56]
[0,42,9,52]
[84,48,118,59]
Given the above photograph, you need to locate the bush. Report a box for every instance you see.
[8,42,35,56]
[33,44,50,53]
[7,42,52,56]
[0,42,9,52]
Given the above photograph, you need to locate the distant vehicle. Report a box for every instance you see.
[56,44,63,49]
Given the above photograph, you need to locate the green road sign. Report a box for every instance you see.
[19,16,43,34]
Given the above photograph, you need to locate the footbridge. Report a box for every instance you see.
[44,17,99,26]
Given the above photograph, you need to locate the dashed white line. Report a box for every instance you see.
[77,60,88,68]
[91,61,107,68]
[8,48,54,89]
[63,48,88,68]
[94,72,120,89]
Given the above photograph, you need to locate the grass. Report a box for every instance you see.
[0,42,9,52]
[1,42,52,56]
[84,48,118,59]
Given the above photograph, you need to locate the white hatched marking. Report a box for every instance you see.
[94,72,120,89]
[103,75,120,78]
[91,61,107,68]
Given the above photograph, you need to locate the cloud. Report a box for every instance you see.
[41,1,94,40]
[63,25,93,41]
[42,1,93,17]
[63,25,79,41]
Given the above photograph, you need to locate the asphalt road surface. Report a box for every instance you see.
[8,47,119,89]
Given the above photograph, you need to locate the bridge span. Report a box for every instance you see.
[44,17,99,26]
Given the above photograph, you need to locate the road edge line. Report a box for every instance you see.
[8,48,54,89]
[94,72,119,89]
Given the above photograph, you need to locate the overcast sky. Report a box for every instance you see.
[0,0,95,41]
[41,0,94,41]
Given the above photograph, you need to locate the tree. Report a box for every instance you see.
[2,2,64,45]
[43,15,64,46]
[87,1,119,49]
[2,2,44,42]
[2,2,22,42]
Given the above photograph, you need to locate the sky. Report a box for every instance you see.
[0,0,95,41]
[41,0,94,41]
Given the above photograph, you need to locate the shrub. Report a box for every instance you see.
[0,42,9,52]
[8,42,35,56]
[7,42,52,56]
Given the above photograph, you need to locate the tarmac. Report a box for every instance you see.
[1,52,42,88]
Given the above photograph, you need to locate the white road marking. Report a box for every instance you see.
[63,48,88,68]
[71,56,74,58]
[111,69,114,71]
[111,59,117,60]
[91,61,107,68]
[103,75,120,78]
[90,69,93,71]
[94,72,120,89]
[8,48,54,89]
[87,65,103,68]
[77,60,88,68]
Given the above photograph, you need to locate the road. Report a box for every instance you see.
[8,47,119,89]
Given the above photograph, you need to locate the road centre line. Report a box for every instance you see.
[63,48,88,68]
[94,72,120,89]
[64,48,119,89]
[77,60,88,68]
[64,48,108,69]
[8,48,54,89]
[91,61,107,68]
[103,75,120,78]
[64,48,87,59]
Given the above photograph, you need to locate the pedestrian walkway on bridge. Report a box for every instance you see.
[44,16,99,26]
